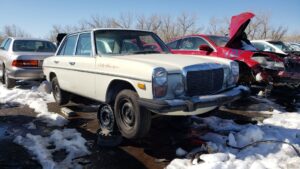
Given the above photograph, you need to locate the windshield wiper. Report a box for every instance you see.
[132,51,161,54]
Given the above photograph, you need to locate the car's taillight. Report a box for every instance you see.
[12,60,39,67]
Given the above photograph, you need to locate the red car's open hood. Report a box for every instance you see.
[225,12,255,48]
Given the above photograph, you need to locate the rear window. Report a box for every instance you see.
[13,40,56,52]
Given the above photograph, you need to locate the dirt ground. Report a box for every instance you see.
[0,91,299,169]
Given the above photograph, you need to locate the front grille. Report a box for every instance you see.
[186,68,224,96]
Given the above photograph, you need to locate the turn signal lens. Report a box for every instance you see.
[12,60,39,67]
[137,83,146,90]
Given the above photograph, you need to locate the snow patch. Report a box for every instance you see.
[167,106,300,169]
[14,128,91,169]
[0,83,67,126]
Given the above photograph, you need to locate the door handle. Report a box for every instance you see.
[54,60,59,64]
[69,62,75,65]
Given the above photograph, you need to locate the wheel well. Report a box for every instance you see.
[49,72,56,81]
[106,80,136,104]
[235,60,251,73]
[235,60,255,83]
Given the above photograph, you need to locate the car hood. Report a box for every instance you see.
[115,54,231,73]
[225,12,255,48]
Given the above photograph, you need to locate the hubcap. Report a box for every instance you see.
[99,105,114,130]
[120,100,135,128]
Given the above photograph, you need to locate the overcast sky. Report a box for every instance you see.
[1,0,299,38]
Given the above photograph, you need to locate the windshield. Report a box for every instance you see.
[13,40,56,52]
[206,35,230,47]
[94,30,170,56]
[268,41,290,52]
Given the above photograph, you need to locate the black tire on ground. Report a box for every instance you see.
[98,104,116,132]
[4,68,16,89]
[0,65,5,84]
[51,77,70,105]
[114,89,151,139]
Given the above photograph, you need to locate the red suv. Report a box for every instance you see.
[168,12,300,89]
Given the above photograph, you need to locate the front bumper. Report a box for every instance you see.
[138,85,250,114]
[7,68,45,80]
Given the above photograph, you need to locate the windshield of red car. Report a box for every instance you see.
[94,30,170,56]
[13,40,56,52]
[206,35,230,47]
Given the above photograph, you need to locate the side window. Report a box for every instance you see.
[179,37,209,50]
[193,37,209,49]
[167,40,179,49]
[0,39,8,48]
[179,38,194,50]
[3,39,12,51]
[76,33,92,56]
[58,35,78,56]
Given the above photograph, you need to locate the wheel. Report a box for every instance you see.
[114,89,151,139]
[98,104,115,132]
[3,68,16,89]
[51,77,70,105]
[0,65,5,84]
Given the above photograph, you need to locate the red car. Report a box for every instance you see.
[168,12,300,89]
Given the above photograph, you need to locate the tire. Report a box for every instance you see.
[4,68,16,89]
[98,104,116,132]
[114,89,151,139]
[51,77,70,105]
[0,65,5,84]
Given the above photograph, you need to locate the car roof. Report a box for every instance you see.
[68,28,153,35]
[8,37,53,42]
[167,34,227,43]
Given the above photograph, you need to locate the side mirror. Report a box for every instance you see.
[199,44,213,53]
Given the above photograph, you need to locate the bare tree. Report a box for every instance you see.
[115,13,133,28]
[176,13,202,36]
[1,24,31,38]
[136,14,162,33]
[159,15,178,42]
[207,12,288,41]
[207,17,229,36]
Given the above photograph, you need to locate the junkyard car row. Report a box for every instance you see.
[167,12,300,90]
[0,12,299,139]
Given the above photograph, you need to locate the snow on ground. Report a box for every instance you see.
[167,102,300,169]
[14,129,91,169]
[0,82,91,169]
[0,82,67,126]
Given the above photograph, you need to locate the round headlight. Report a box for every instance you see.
[153,67,167,86]
[152,67,168,98]
[173,81,184,96]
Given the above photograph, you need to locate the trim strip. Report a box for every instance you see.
[44,66,151,82]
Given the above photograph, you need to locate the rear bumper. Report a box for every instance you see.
[138,85,250,114]
[7,68,45,80]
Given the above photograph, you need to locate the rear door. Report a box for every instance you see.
[52,34,78,92]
